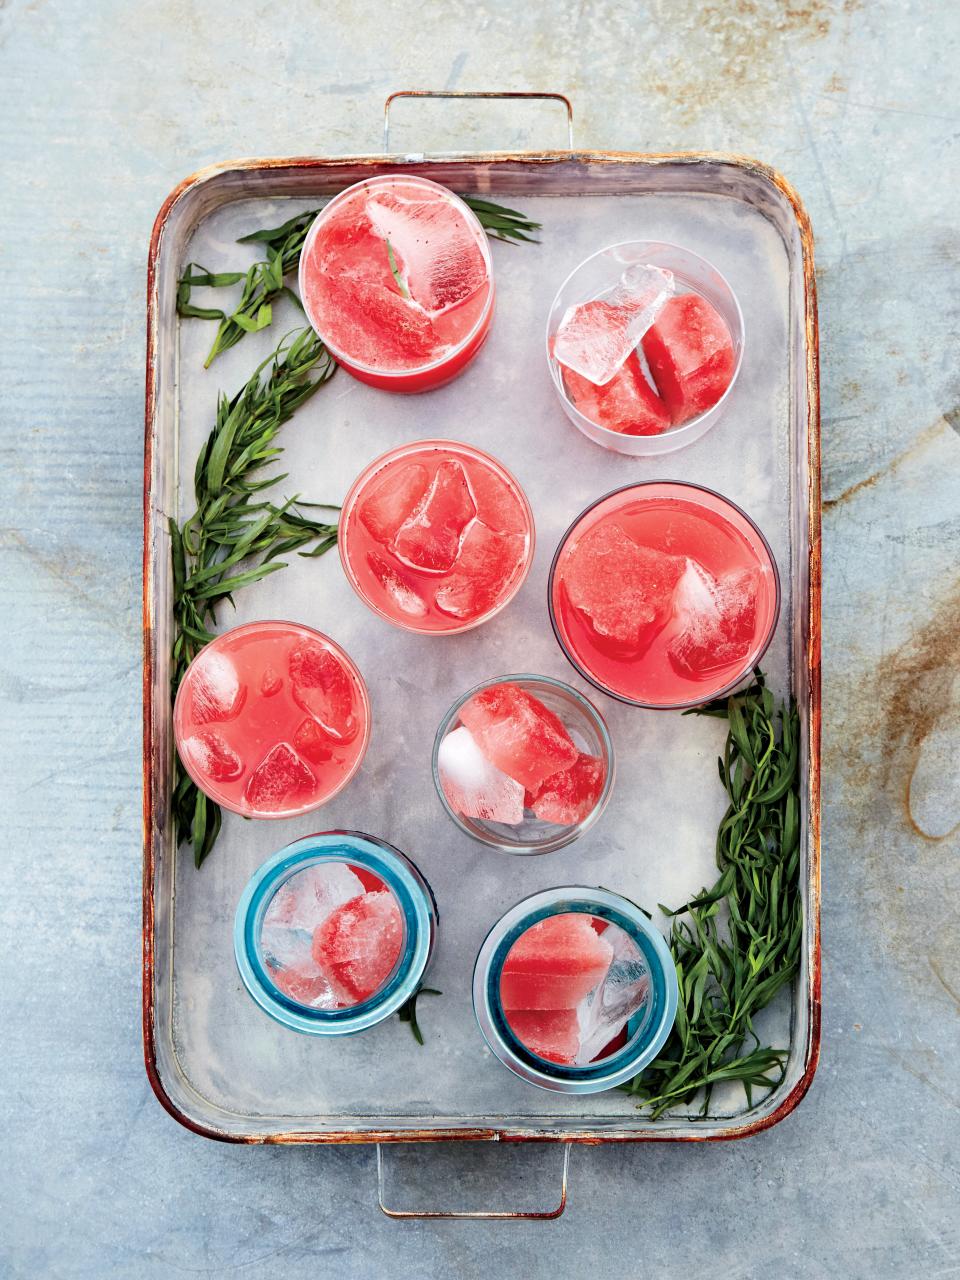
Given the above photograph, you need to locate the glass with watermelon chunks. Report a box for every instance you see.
[174,621,370,819]
[549,481,780,709]
[339,440,535,635]
[433,675,614,854]
[235,832,437,1036]
[473,889,679,1093]
[546,241,743,456]
[299,175,494,393]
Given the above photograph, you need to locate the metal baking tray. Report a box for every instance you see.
[143,95,821,1154]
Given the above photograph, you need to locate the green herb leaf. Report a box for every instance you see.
[385,238,410,298]
[396,985,442,1046]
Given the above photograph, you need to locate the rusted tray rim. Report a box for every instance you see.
[143,148,821,1145]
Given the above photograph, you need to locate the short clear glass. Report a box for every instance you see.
[473,887,679,1093]
[545,240,744,456]
[234,831,437,1036]
[432,674,615,855]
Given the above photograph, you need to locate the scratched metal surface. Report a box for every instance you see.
[1,0,957,1275]
[147,167,806,1136]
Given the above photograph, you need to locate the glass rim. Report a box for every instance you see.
[472,886,679,1092]
[544,238,745,447]
[338,438,536,636]
[298,173,495,378]
[234,830,436,1035]
[172,619,372,818]
[547,480,782,711]
[431,672,616,855]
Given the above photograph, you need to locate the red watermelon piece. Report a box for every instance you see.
[641,293,735,426]
[529,752,606,826]
[243,743,315,812]
[312,891,403,1004]
[500,914,613,1011]
[503,1008,581,1065]
[459,683,577,791]
[288,640,358,742]
[562,352,673,436]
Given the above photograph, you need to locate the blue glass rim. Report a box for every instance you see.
[472,887,679,1093]
[234,830,436,1036]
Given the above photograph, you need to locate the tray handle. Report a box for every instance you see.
[383,90,575,152]
[376,1143,571,1221]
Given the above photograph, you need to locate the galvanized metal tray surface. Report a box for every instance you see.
[143,146,821,1144]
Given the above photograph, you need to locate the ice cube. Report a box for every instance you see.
[264,861,366,933]
[260,665,282,697]
[181,731,243,782]
[561,351,672,437]
[288,639,358,742]
[367,552,427,617]
[641,292,735,425]
[438,725,524,824]
[366,190,488,314]
[358,463,430,545]
[312,890,404,1004]
[189,649,245,724]
[667,562,759,677]
[574,923,651,1065]
[392,460,477,572]
[529,752,605,826]
[243,742,315,812]
[464,465,527,535]
[434,523,524,620]
[500,914,614,1010]
[554,263,674,386]
[459,683,578,792]
[562,522,685,655]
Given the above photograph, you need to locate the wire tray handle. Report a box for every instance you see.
[376,1143,571,1221]
[383,90,575,153]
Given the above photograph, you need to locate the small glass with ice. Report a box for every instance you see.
[339,440,535,635]
[174,620,371,819]
[473,887,678,1092]
[546,241,744,456]
[433,674,614,854]
[235,831,437,1035]
[299,175,494,393]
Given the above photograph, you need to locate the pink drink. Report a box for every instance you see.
[299,175,494,393]
[550,483,780,708]
[340,440,535,634]
[174,621,370,818]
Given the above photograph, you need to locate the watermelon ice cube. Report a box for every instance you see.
[500,913,614,1010]
[434,523,524,619]
[393,460,477,572]
[288,640,358,742]
[459,684,577,791]
[464,464,527,535]
[182,731,243,782]
[366,552,427,618]
[358,462,429,544]
[529,752,605,826]
[321,275,442,366]
[553,263,674,386]
[563,522,685,654]
[668,562,759,677]
[243,743,316,812]
[642,293,735,426]
[292,716,335,765]
[562,352,673,437]
[503,1008,581,1065]
[312,890,404,1004]
[438,724,524,823]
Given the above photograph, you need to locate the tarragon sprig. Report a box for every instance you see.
[177,195,541,365]
[624,677,803,1118]
[169,328,339,866]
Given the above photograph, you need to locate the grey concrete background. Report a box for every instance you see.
[2,0,958,1275]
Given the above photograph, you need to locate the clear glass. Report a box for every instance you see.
[545,241,744,456]
[339,439,535,635]
[548,482,781,710]
[173,620,371,818]
[299,174,495,393]
[235,831,437,1037]
[473,887,679,1093]
[432,674,614,854]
